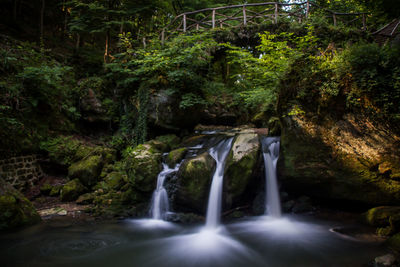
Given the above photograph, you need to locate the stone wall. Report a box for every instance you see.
[0,155,44,191]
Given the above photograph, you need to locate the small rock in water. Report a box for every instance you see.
[39,207,68,217]
[374,254,396,267]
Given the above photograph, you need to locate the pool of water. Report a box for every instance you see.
[0,215,387,267]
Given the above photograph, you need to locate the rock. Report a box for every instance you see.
[282,200,296,212]
[80,88,109,123]
[40,183,52,195]
[156,134,181,150]
[166,148,188,167]
[174,152,216,213]
[76,193,95,205]
[225,133,261,209]
[166,212,204,224]
[124,144,162,193]
[252,192,265,215]
[0,179,41,230]
[60,179,87,202]
[363,206,400,227]
[68,155,103,187]
[279,114,400,207]
[103,171,127,191]
[375,254,397,266]
[38,207,68,217]
[49,185,63,197]
[387,233,400,252]
[292,196,313,213]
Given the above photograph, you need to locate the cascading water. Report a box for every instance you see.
[205,138,234,229]
[261,137,282,217]
[149,162,180,220]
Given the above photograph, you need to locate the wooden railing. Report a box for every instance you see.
[160,1,367,44]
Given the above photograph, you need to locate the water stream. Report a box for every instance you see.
[149,162,180,220]
[261,137,281,217]
[205,138,234,229]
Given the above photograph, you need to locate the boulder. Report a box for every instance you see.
[374,254,397,267]
[0,179,41,230]
[166,148,188,167]
[387,233,400,252]
[68,155,103,187]
[124,144,162,193]
[60,179,87,202]
[279,114,400,207]
[363,206,400,227]
[225,133,261,209]
[156,134,181,151]
[174,152,216,213]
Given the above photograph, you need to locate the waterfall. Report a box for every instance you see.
[261,137,282,217]
[149,162,180,220]
[205,138,234,229]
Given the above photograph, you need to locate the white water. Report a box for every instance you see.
[149,163,180,220]
[261,137,282,217]
[205,138,234,229]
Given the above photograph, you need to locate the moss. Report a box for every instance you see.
[0,179,41,230]
[387,233,400,252]
[40,183,52,195]
[155,134,180,150]
[104,171,126,191]
[76,193,95,205]
[49,185,63,197]
[363,206,400,227]
[124,144,162,193]
[175,152,215,212]
[225,133,260,208]
[68,155,103,187]
[60,179,87,202]
[166,147,188,167]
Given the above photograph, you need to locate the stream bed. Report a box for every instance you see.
[0,214,387,267]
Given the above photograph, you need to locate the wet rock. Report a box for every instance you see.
[38,207,68,217]
[166,212,203,224]
[225,133,261,209]
[40,183,52,195]
[124,144,162,193]
[68,155,103,187]
[292,196,314,213]
[0,179,41,230]
[60,179,87,202]
[374,254,396,266]
[387,233,400,252]
[174,152,216,213]
[252,191,265,215]
[363,206,400,227]
[280,114,400,207]
[76,193,95,205]
[166,148,188,167]
[156,134,181,151]
[49,185,63,197]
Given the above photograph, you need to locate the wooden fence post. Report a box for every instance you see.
[212,9,216,28]
[243,6,247,26]
[274,2,278,24]
[333,13,337,26]
[183,14,187,32]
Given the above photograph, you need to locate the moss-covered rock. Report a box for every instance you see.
[40,183,52,195]
[49,185,63,197]
[387,233,400,252]
[279,114,400,207]
[60,179,87,201]
[68,155,103,187]
[225,133,260,209]
[166,148,188,167]
[124,144,162,193]
[174,152,216,213]
[156,134,180,150]
[76,193,95,205]
[363,206,400,227]
[0,179,41,230]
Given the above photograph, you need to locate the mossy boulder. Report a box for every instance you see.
[68,155,104,187]
[76,193,95,205]
[156,134,180,150]
[225,133,260,209]
[95,171,127,192]
[387,233,400,252]
[49,185,63,197]
[60,179,87,201]
[0,179,41,230]
[174,152,216,213]
[124,144,162,193]
[279,114,400,207]
[166,148,188,167]
[363,206,400,227]
[40,183,52,195]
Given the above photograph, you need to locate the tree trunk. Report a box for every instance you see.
[40,0,45,43]
[104,30,110,63]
